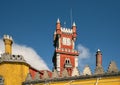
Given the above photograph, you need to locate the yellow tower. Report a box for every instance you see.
[0,34,30,85]
[3,35,13,54]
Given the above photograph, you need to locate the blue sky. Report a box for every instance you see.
[0,0,120,72]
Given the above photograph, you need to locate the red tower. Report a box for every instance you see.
[52,19,79,76]
[96,49,102,66]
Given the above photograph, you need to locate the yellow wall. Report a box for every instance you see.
[34,76,120,85]
[0,62,29,85]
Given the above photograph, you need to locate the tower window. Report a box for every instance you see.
[64,58,72,68]
[65,58,70,64]
[62,37,71,46]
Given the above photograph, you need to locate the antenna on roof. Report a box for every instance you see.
[70,8,73,27]
[64,21,66,28]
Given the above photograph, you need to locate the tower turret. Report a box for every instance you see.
[3,35,13,54]
[72,22,77,41]
[96,49,102,67]
[53,19,79,76]
[56,18,61,35]
[95,49,104,74]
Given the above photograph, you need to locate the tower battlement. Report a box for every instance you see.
[53,19,78,76]
[55,18,76,36]
[61,27,73,34]
[3,35,13,41]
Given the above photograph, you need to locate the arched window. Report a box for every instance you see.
[65,58,70,64]
[64,58,72,68]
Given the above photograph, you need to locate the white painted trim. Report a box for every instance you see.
[59,38,61,48]
[56,53,60,71]
[72,40,75,49]
[75,56,78,67]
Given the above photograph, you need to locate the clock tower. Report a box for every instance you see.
[52,19,79,76]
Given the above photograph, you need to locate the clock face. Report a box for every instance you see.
[62,37,71,46]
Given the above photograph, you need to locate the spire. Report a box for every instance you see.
[71,67,80,76]
[107,61,119,73]
[57,18,60,23]
[61,68,69,77]
[83,65,92,75]
[72,22,77,40]
[56,18,61,35]
[72,22,76,26]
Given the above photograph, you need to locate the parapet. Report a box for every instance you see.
[61,27,73,34]
[0,53,26,63]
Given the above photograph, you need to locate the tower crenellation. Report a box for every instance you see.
[3,34,13,42]
[61,27,73,34]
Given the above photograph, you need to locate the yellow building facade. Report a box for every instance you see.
[0,62,29,85]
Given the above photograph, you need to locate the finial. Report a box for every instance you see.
[57,18,60,23]
[97,49,101,52]
[72,22,76,26]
